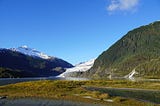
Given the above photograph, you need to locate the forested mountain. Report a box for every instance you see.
[86,21,160,79]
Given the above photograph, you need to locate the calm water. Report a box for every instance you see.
[0,77,89,86]
[0,98,104,106]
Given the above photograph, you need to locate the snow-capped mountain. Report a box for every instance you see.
[0,47,73,78]
[10,45,51,59]
[58,59,95,77]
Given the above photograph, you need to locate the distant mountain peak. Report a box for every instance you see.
[21,45,28,48]
[10,45,51,59]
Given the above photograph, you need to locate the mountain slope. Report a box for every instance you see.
[58,59,95,77]
[0,48,73,78]
[87,21,160,79]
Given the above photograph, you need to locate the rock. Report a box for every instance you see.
[0,96,7,99]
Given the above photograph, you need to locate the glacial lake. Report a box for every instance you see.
[0,77,89,86]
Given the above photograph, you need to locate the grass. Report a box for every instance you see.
[0,80,160,106]
[84,80,160,90]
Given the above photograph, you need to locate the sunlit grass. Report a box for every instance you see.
[0,80,160,106]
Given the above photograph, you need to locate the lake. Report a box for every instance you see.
[0,77,89,86]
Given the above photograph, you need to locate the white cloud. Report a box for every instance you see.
[107,0,139,12]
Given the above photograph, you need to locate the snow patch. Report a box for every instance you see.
[10,45,52,59]
[124,69,138,80]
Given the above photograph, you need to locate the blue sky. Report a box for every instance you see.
[0,0,160,64]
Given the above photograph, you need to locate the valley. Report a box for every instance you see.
[1,0,160,105]
[0,21,160,106]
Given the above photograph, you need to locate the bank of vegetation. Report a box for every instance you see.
[0,80,160,106]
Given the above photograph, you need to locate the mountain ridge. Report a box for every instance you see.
[10,45,52,59]
[86,21,160,79]
[0,47,73,78]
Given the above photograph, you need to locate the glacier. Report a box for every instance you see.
[58,59,95,77]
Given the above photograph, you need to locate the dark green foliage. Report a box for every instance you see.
[0,67,34,78]
[136,58,160,78]
[0,49,73,78]
[87,21,160,78]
